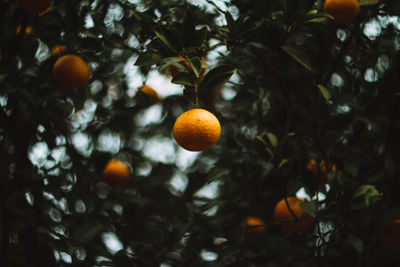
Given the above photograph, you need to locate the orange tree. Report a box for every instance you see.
[1,0,400,266]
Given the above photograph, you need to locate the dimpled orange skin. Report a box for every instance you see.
[173,109,221,151]
[140,85,160,102]
[380,219,400,253]
[307,159,337,183]
[51,45,68,57]
[242,216,267,237]
[273,197,315,233]
[16,0,52,14]
[53,55,90,89]
[323,0,360,25]
[102,159,130,186]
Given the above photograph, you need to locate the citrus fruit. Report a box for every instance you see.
[307,159,337,183]
[380,219,400,253]
[273,197,314,232]
[323,0,360,25]
[173,109,221,151]
[102,159,130,186]
[16,25,34,36]
[51,45,68,57]
[53,55,90,89]
[140,85,160,102]
[16,0,52,14]
[242,216,267,237]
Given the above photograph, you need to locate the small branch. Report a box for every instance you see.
[284,197,299,222]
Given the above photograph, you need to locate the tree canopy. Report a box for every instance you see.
[1,0,400,266]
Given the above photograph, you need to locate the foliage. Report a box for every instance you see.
[1,0,400,266]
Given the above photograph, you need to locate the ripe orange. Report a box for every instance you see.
[306,159,337,183]
[51,45,68,57]
[140,85,160,102]
[173,109,221,151]
[16,0,52,14]
[273,197,314,232]
[323,0,360,25]
[380,219,400,253]
[102,159,131,186]
[53,55,90,89]
[242,216,267,237]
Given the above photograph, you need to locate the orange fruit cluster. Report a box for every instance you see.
[102,159,131,186]
[323,0,360,25]
[306,159,337,183]
[173,108,221,151]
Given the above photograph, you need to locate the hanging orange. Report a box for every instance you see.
[140,85,160,103]
[53,55,90,89]
[273,197,314,232]
[102,159,131,186]
[173,109,221,151]
[323,0,360,25]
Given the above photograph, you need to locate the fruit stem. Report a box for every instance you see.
[284,197,299,222]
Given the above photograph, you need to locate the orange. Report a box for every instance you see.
[51,45,68,57]
[16,0,52,14]
[53,55,90,89]
[323,0,360,25]
[173,109,221,151]
[273,197,314,232]
[242,216,267,237]
[380,219,400,253]
[306,159,337,183]
[102,159,130,186]
[16,25,34,36]
[140,85,160,102]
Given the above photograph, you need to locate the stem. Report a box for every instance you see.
[194,79,199,108]
[284,197,299,222]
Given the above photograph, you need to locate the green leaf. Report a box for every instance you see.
[207,167,230,182]
[188,57,202,78]
[200,65,236,97]
[72,221,103,245]
[317,84,332,104]
[304,12,334,24]
[347,234,364,253]
[360,0,380,5]
[278,159,289,168]
[281,45,312,71]
[364,188,380,206]
[135,51,163,67]
[299,200,317,217]
[352,185,378,199]
[159,56,186,73]
[154,27,183,53]
[171,72,196,87]
[266,132,278,147]
[256,135,268,146]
